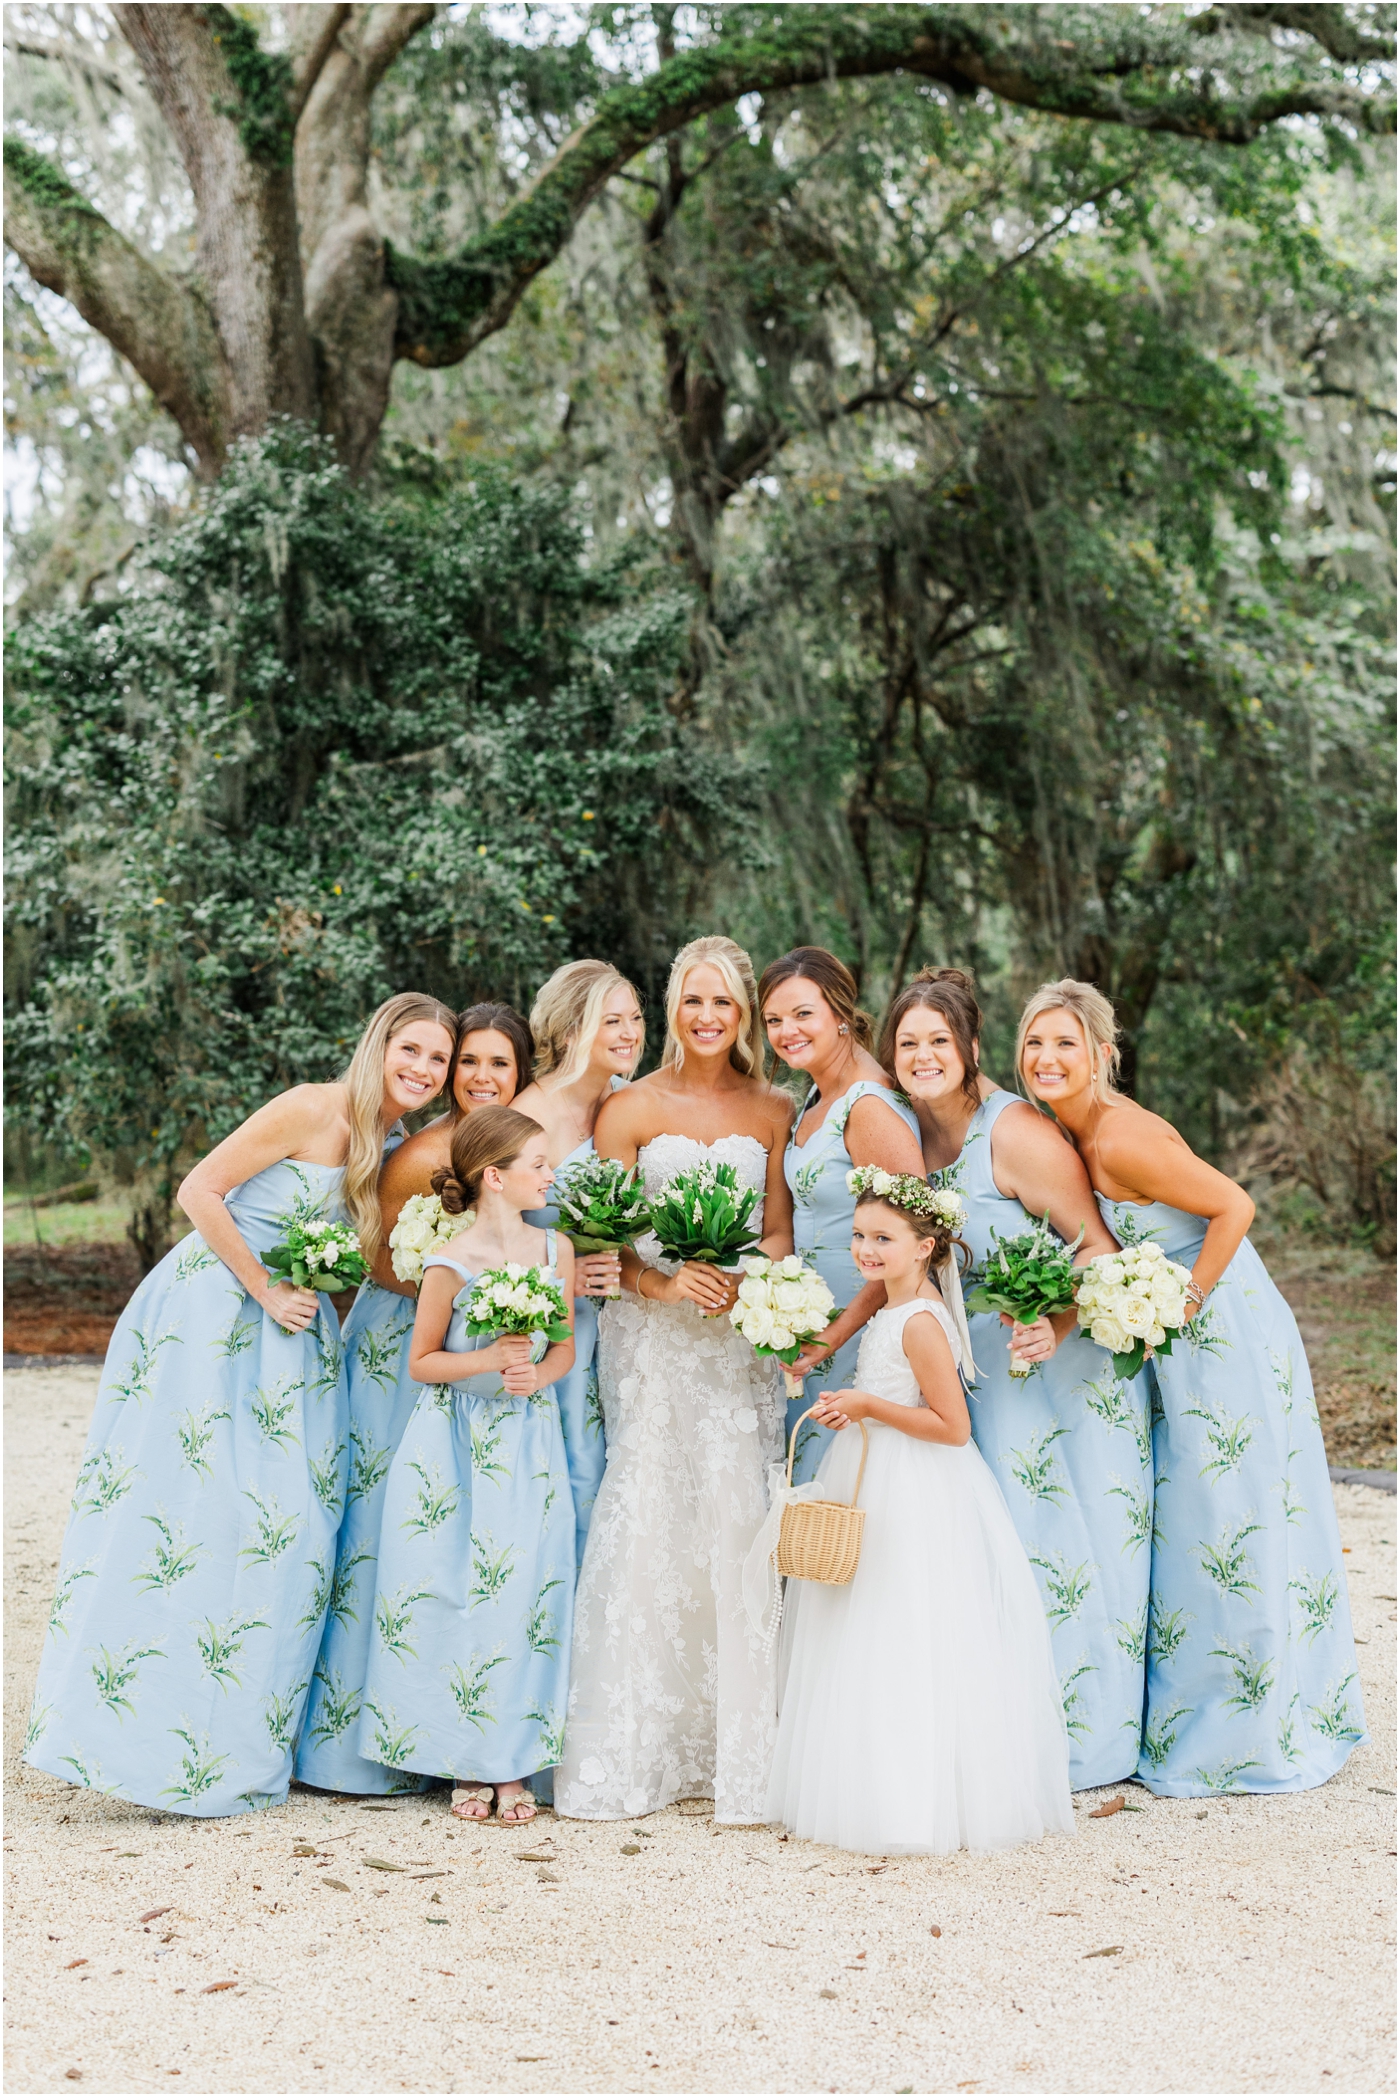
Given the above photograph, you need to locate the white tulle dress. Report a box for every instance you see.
[767,1295,1075,1856]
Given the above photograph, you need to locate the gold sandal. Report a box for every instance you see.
[450,1785,494,1820]
[494,1786,537,1824]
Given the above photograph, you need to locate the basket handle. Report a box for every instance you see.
[785,1403,869,1509]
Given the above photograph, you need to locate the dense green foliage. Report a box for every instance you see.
[4,6,1394,1257]
[5,426,747,1254]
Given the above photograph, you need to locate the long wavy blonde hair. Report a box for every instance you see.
[1015,978,1121,1104]
[662,935,764,1077]
[340,993,456,1259]
[529,959,644,1085]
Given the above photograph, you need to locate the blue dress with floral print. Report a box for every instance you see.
[356,1241,575,1783]
[933,1092,1152,1790]
[525,1139,609,1567]
[784,1079,922,1485]
[1097,1194,1366,1796]
[25,1160,351,1817]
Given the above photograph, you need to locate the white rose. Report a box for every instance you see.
[1098,1258,1125,1285]
[871,1169,894,1195]
[773,1279,807,1313]
[745,1306,777,1348]
[779,1255,805,1279]
[741,1255,769,1277]
[1095,1313,1132,1354]
[769,1325,795,1352]
[736,1275,768,1308]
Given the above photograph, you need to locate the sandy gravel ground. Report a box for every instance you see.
[5,1367,1395,2097]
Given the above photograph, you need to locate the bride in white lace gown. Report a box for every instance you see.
[555,937,795,1824]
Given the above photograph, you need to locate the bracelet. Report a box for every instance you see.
[637,1267,655,1303]
[1185,1279,1207,1310]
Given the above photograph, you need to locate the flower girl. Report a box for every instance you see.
[357,1106,576,1824]
[765,1170,1074,1856]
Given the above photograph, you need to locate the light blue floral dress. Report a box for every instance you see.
[784,1079,923,1485]
[933,1092,1152,1789]
[25,1160,351,1817]
[1097,1195,1366,1795]
[295,1279,429,1795]
[525,1140,608,1566]
[356,1240,575,1783]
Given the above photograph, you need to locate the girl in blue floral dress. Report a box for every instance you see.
[296,1002,532,1795]
[358,1105,577,1823]
[1018,979,1365,1795]
[25,994,455,1818]
[757,948,926,1485]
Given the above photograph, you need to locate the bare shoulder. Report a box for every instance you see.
[1096,1098,1191,1170]
[995,1097,1077,1162]
[245,1080,342,1138]
[381,1118,452,1196]
[595,1077,666,1146]
[753,1079,797,1137]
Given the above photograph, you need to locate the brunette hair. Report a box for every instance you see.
[1015,979,1122,1102]
[662,935,765,1077]
[529,959,644,1083]
[431,1104,545,1213]
[852,1191,969,1277]
[878,967,983,1111]
[757,946,875,1059]
[340,993,456,1260]
[449,1002,533,1120]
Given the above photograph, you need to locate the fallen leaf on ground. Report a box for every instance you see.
[411,1870,449,1880]
[537,1869,561,1882]
[1088,1798,1125,1819]
[763,1943,794,1951]
[929,1926,942,1938]
[1083,1945,1123,1959]
[322,1880,352,1893]
[620,1843,641,1856]
[362,1857,409,1872]
[517,1850,555,1863]
[139,1908,173,1923]
[201,1981,238,1993]
[65,1960,87,1970]
[425,1917,448,1925]
[64,2073,82,2082]
[291,1843,317,1857]
[818,1988,837,1999]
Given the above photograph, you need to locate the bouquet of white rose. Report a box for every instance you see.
[461,1263,573,1349]
[1075,1238,1194,1379]
[388,1193,474,1287]
[262,1215,367,1293]
[730,1254,839,1397]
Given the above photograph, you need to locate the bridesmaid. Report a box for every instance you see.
[24,994,454,1818]
[857,967,1151,1790]
[758,946,926,1483]
[358,1106,577,1822]
[296,1001,531,1794]
[1018,979,1366,1795]
[513,960,645,1564]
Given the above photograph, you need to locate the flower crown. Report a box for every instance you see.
[846,1166,966,1232]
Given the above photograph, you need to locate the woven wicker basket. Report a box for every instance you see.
[775,1405,869,1586]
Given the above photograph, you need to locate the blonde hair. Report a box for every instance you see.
[662,935,765,1077]
[341,992,456,1259]
[1015,979,1122,1103]
[529,959,643,1085]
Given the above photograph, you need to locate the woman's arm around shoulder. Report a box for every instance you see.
[992,1098,1118,1258]
[370,1121,451,1295]
[757,1082,796,1258]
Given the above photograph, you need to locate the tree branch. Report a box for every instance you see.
[388,3,1394,368]
[3,137,227,473]
[1193,4,1398,67]
[287,3,354,121]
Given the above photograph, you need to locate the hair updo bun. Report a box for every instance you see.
[433,1104,544,1208]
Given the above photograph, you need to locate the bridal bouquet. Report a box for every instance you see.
[1075,1238,1193,1380]
[553,1155,649,1297]
[730,1254,838,1397]
[965,1213,1081,1379]
[389,1193,473,1287]
[647,1160,762,1268]
[462,1263,573,1350]
[262,1216,368,1294]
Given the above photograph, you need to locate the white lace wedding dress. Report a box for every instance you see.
[554,1133,784,1824]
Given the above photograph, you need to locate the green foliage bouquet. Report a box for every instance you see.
[965,1214,1081,1379]
[647,1160,762,1268]
[262,1216,368,1294]
[553,1155,649,1298]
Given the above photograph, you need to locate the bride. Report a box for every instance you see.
[554,935,795,1824]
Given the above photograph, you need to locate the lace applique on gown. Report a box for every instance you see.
[554,1133,783,1825]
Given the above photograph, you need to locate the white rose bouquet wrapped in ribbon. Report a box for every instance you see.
[730,1253,839,1398]
[261,1215,368,1294]
[1075,1238,1194,1379]
[462,1263,573,1351]
[388,1192,474,1287]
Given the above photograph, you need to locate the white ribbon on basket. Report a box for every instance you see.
[742,1465,823,1649]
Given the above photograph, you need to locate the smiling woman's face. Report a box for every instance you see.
[1020,1007,1100,1111]
[892,1005,971,1108]
[677,964,742,1061]
[453,1029,520,1114]
[762,977,840,1071]
[382,1023,455,1116]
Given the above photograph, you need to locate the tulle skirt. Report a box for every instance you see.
[768,1422,1076,1855]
